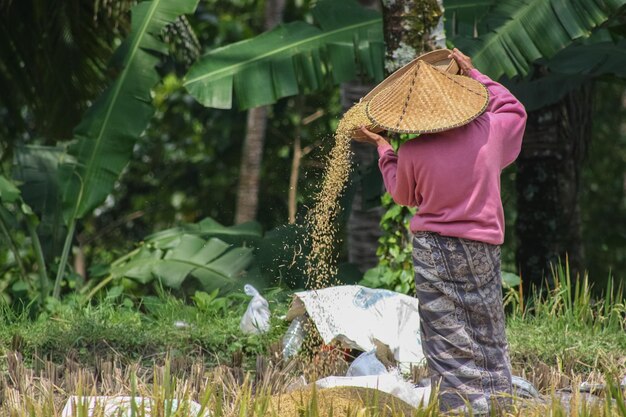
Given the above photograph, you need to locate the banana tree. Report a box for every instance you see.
[85,218,263,300]
[183,0,385,110]
[183,0,626,110]
[53,0,201,299]
[0,0,201,300]
[181,0,626,290]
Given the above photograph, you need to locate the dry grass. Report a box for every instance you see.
[1,350,625,417]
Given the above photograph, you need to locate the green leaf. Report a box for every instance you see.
[13,145,66,261]
[505,35,626,111]
[0,175,21,203]
[453,0,626,80]
[145,217,262,247]
[506,72,592,112]
[110,219,257,291]
[502,271,522,288]
[183,0,382,110]
[60,0,200,222]
[547,38,626,77]
[444,0,497,37]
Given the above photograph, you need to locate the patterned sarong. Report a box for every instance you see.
[412,231,512,415]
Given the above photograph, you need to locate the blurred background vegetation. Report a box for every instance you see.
[0,0,624,309]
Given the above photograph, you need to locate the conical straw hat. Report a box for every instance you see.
[366,61,489,134]
[348,49,461,139]
[362,49,460,102]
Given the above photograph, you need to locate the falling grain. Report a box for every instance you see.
[305,101,371,290]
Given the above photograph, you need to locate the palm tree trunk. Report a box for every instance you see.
[516,83,592,294]
[234,0,285,224]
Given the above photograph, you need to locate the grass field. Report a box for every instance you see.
[0,266,624,416]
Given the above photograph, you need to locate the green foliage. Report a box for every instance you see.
[91,218,261,297]
[0,0,202,301]
[454,0,626,80]
[2,288,289,368]
[13,145,66,262]
[0,0,134,141]
[506,261,626,373]
[184,0,383,109]
[580,81,626,286]
[505,30,626,111]
[0,175,48,302]
[182,0,626,112]
[361,193,416,294]
[60,0,201,222]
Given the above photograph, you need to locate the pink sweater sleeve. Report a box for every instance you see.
[468,69,527,168]
[377,143,418,207]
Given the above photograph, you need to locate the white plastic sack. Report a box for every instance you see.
[240,284,270,334]
[346,350,387,377]
[287,285,424,370]
[316,373,431,409]
[61,396,209,417]
[511,375,540,398]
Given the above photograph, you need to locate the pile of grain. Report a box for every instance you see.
[269,386,415,417]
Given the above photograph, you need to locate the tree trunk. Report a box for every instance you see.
[345,0,445,272]
[234,0,286,224]
[516,83,592,295]
[235,107,268,224]
[382,0,445,72]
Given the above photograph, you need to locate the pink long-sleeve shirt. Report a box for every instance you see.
[377,69,527,245]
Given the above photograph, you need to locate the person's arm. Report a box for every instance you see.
[468,68,527,168]
[450,49,527,168]
[358,127,418,206]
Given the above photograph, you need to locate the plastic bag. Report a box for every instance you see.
[287,285,424,371]
[240,284,270,334]
[62,396,208,417]
[346,350,388,377]
[512,375,540,398]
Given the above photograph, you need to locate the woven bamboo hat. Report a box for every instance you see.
[349,49,463,139]
[366,61,489,134]
[362,49,460,102]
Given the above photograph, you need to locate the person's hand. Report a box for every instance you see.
[357,126,389,147]
[449,48,475,75]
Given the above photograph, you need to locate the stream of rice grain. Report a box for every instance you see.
[304,101,372,290]
[298,102,374,378]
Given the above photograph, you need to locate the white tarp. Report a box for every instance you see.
[61,396,209,417]
[287,285,424,369]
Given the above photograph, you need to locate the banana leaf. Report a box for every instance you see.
[444,0,497,37]
[547,39,626,77]
[13,145,66,261]
[453,0,626,80]
[59,0,200,223]
[504,34,626,111]
[183,0,383,110]
[111,235,254,292]
[145,217,262,247]
[506,73,591,112]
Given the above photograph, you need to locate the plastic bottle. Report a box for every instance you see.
[282,315,306,359]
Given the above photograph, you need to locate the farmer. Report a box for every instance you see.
[357,48,527,414]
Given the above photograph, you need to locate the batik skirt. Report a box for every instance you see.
[412,231,512,415]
